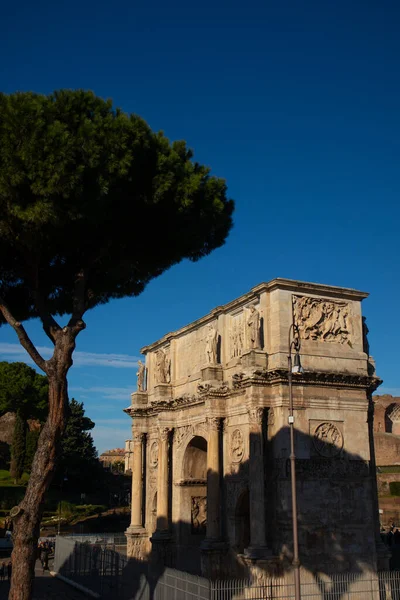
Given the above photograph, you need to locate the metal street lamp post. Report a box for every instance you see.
[288,322,303,600]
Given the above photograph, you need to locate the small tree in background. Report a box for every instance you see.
[0,362,48,480]
[24,431,40,474]
[10,411,26,483]
[0,89,233,599]
[56,398,99,490]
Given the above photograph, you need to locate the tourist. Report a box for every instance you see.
[394,529,400,545]
[40,547,49,573]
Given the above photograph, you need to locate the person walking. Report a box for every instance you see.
[0,562,5,581]
[394,528,400,545]
[40,547,49,573]
[7,561,12,582]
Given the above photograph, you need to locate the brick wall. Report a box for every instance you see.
[377,472,400,495]
[374,394,400,434]
[374,433,400,466]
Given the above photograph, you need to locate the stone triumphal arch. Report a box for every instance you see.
[125,278,386,577]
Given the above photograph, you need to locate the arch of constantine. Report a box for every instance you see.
[124,278,386,577]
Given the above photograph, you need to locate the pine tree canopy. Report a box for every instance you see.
[0,90,234,325]
[0,361,48,420]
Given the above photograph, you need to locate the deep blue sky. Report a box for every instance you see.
[1,0,399,453]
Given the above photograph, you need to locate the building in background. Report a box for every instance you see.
[373,394,400,525]
[99,448,125,471]
[125,439,133,472]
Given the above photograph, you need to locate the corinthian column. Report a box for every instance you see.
[156,427,171,532]
[206,417,222,541]
[246,407,270,557]
[130,431,146,529]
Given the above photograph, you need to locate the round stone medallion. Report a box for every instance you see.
[313,422,343,458]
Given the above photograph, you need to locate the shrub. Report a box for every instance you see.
[389,482,400,496]
[57,501,75,519]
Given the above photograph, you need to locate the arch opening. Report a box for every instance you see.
[183,436,207,480]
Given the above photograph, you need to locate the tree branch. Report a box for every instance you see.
[29,261,61,345]
[68,268,88,327]
[0,299,48,373]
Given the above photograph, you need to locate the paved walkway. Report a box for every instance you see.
[0,559,88,599]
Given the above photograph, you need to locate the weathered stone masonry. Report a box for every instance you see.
[125,278,386,577]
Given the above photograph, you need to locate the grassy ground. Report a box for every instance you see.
[378,466,400,473]
[0,469,29,486]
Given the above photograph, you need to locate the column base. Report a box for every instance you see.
[376,538,391,570]
[150,530,174,573]
[244,545,273,560]
[130,392,148,408]
[242,555,284,579]
[125,526,148,561]
[153,384,172,401]
[201,365,223,382]
[241,350,268,368]
[200,540,229,579]
[150,529,172,542]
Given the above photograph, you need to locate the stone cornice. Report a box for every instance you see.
[123,369,382,419]
[175,478,207,487]
[253,278,369,301]
[140,278,368,353]
[236,369,382,393]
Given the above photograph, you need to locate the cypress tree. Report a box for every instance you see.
[24,430,40,473]
[10,411,26,483]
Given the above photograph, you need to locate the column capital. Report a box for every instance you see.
[158,427,172,442]
[207,416,223,431]
[133,431,146,443]
[248,407,264,426]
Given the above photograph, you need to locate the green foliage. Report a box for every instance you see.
[378,466,400,473]
[389,482,400,496]
[0,362,48,420]
[0,469,29,486]
[10,411,26,482]
[55,501,107,522]
[0,90,234,324]
[0,442,10,469]
[0,485,26,509]
[24,430,40,473]
[74,504,107,514]
[57,500,74,518]
[56,398,100,491]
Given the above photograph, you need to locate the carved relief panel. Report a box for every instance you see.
[149,441,159,468]
[229,302,262,359]
[231,429,244,463]
[175,325,217,379]
[174,425,194,448]
[191,496,207,534]
[293,295,351,345]
[309,420,344,458]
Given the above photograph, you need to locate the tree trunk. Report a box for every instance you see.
[9,374,69,600]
